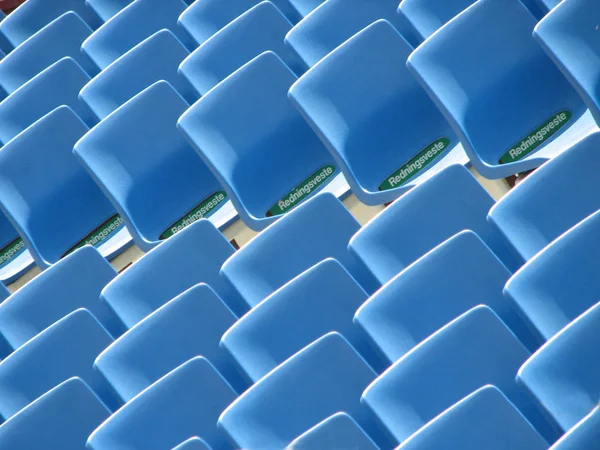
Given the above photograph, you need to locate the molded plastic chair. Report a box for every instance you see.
[349,165,522,286]
[96,283,245,403]
[407,0,595,179]
[80,29,197,120]
[179,2,304,97]
[0,309,119,420]
[517,300,600,432]
[74,81,228,251]
[0,378,110,450]
[397,386,549,450]
[219,333,394,449]
[172,437,213,450]
[178,51,343,231]
[289,20,468,206]
[504,209,600,342]
[362,306,559,444]
[0,57,97,146]
[87,357,237,450]
[0,246,123,356]
[0,12,97,97]
[355,231,538,367]
[0,106,127,268]
[288,413,379,450]
[82,0,194,70]
[86,0,133,22]
[534,0,600,126]
[221,193,378,310]
[550,408,600,450]
[100,219,244,328]
[488,131,600,262]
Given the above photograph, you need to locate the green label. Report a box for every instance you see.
[379,137,450,191]
[63,214,125,257]
[499,110,572,164]
[160,191,227,240]
[267,165,336,217]
[0,237,26,269]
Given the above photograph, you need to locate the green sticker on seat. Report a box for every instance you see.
[160,191,227,240]
[499,110,572,164]
[379,137,450,191]
[0,237,26,269]
[63,214,124,257]
[267,165,336,217]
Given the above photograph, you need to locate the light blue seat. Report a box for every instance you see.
[87,357,237,450]
[0,57,97,146]
[219,333,394,449]
[0,246,123,357]
[0,12,97,97]
[362,306,560,444]
[349,165,522,286]
[80,29,197,120]
[222,259,384,385]
[355,231,539,368]
[0,309,119,421]
[504,209,600,342]
[172,437,213,450]
[488,131,600,262]
[0,0,102,51]
[288,412,379,450]
[179,2,303,97]
[85,0,133,22]
[550,408,600,450]
[74,81,228,251]
[407,0,595,179]
[0,106,127,268]
[397,386,549,450]
[178,51,342,231]
[534,0,600,126]
[96,283,245,403]
[220,193,378,310]
[284,0,407,69]
[289,20,468,206]
[100,219,244,328]
[517,300,600,433]
[0,214,34,285]
[82,0,194,70]
[0,378,110,450]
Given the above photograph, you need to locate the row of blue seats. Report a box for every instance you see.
[0,0,596,286]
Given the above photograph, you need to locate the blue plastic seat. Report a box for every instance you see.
[172,437,213,450]
[85,0,133,22]
[74,81,229,251]
[0,0,102,51]
[222,259,384,385]
[0,57,97,146]
[534,0,600,126]
[550,408,600,450]
[288,412,379,450]
[0,12,97,97]
[504,209,600,342]
[407,0,595,179]
[362,306,559,444]
[0,246,123,356]
[221,193,378,310]
[87,357,237,450]
[397,386,548,450]
[0,106,128,268]
[178,52,343,231]
[81,0,194,70]
[349,165,522,286]
[517,300,600,433]
[96,283,245,403]
[0,309,119,421]
[0,377,110,450]
[488,131,600,262]
[219,332,394,449]
[355,231,538,368]
[80,30,197,120]
[285,0,408,69]
[179,2,304,97]
[289,20,468,206]
[100,219,244,328]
